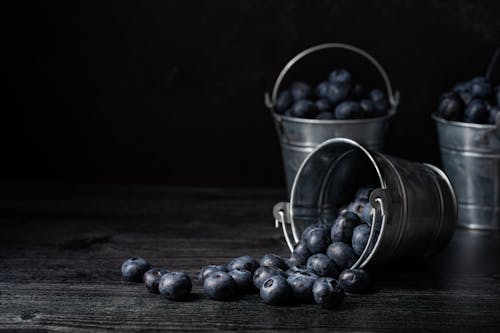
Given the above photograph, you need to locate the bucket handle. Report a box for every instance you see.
[265,43,400,111]
[273,202,294,252]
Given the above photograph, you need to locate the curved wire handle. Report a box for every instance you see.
[265,43,400,110]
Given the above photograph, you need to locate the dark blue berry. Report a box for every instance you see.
[331,211,361,244]
[292,239,312,259]
[143,268,168,293]
[306,227,331,254]
[290,81,312,101]
[315,81,330,98]
[325,82,350,104]
[453,81,470,93]
[370,89,389,115]
[290,100,319,119]
[199,265,228,284]
[335,101,364,120]
[253,266,287,289]
[301,223,329,240]
[315,98,333,112]
[227,255,259,273]
[355,186,375,201]
[229,268,254,293]
[351,83,367,99]
[459,91,473,105]
[285,266,311,276]
[159,272,192,301]
[328,69,352,86]
[352,224,371,256]
[275,90,293,113]
[464,99,489,124]
[121,257,151,282]
[438,92,464,121]
[287,272,318,303]
[312,277,345,309]
[203,271,237,301]
[339,269,371,294]
[259,254,288,270]
[286,253,307,268]
[471,80,492,99]
[306,254,339,278]
[360,99,377,118]
[260,275,290,305]
[326,242,358,270]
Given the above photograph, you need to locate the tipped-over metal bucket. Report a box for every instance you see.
[433,113,500,230]
[265,43,400,194]
[273,138,457,268]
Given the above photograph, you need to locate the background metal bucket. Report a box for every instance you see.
[265,43,400,194]
[273,138,457,268]
[433,113,500,230]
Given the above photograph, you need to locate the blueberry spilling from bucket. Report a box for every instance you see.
[437,76,500,124]
[275,68,390,119]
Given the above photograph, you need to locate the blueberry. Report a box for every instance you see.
[352,224,372,256]
[325,82,350,104]
[347,200,365,216]
[370,89,389,115]
[335,101,364,120]
[301,223,329,240]
[306,254,339,278]
[287,272,318,303]
[253,266,287,289]
[459,90,473,105]
[351,83,367,99]
[285,265,311,276]
[121,257,151,282]
[355,186,375,202]
[290,100,319,119]
[143,268,168,293]
[339,269,371,294]
[315,98,333,112]
[490,106,500,124]
[229,268,254,293]
[275,90,293,113]
[471,79,492,99]
[286,253,307,268]
[316,112,336,120]
[315,81,330,98]
[328,69,352,86]
[198,265,228,284]
[361,201,377,225]
[290,81,312,101]
[438,92,464,121]
[259,254,288,270]
[203,271,238,301]
[260,275,290,305]
[331,211,361,244]
[306,227,331,254]
[292,239,312,259]
[227,255,260,273]
[159,272,192,301]
[360,99,377,118]
[326,242,358,270]
[464,99,489,124]
[453,81,470,93]
[312,277,345,309]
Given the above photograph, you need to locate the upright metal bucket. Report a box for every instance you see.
[265,43,400,194]
[273,138,457,268]
[433,114,500,230]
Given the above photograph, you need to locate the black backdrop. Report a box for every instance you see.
[2,0,500,188]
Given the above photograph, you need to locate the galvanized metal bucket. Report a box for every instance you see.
[433,113,500,230]
[272,138,457,268]
[265,43,400,194]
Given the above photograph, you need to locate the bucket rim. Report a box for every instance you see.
[432,113,495,129]
[273,109,396,125]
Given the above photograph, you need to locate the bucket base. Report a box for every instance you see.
[458,204,500,230]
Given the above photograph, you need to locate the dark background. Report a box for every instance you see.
[1,0,500,188]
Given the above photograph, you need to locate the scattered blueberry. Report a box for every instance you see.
[464,99,489,124]
[227,255,260,273]
[203,271,238,301]
[306,227,332,254]
[253,266,287,289]
[285,265,311,276]
[335,101,364,120]
[290,100,319,119]
[259,254,288,270]
[287,272,318,303]
[290,81,312,101]
[229,268,254,293]
[260,275,290,305]
[329,69,352,87]
[199,265,228,284]
[286,253,307,268]
[121,257,151,282]
[326,242,358,270]
[312,277,345,309]
[301,223,329,240]
[159,272,192,301]
[331,211,361,244]
[143,268,168,293]
[306,254,339,278]
[339,269,371,294]
[438,92,464,121]
[292,240,312,259]
[276,90,293,113]
[352,224,372,256]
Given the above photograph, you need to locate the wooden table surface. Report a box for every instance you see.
[1,183,500,331]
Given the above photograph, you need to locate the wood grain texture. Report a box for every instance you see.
[1,184,500,331]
